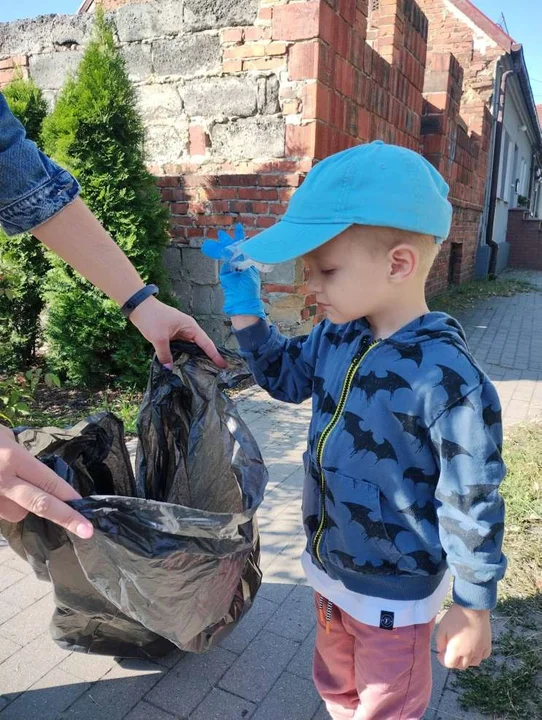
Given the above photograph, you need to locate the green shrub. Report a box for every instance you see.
[0,77,50,371]
[41,9,173,387]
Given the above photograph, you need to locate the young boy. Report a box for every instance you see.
[203,141,506,720]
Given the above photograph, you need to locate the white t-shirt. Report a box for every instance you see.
[302,550,451,629]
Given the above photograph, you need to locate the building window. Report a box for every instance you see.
[498,131,510,201]
[509,143,519,205]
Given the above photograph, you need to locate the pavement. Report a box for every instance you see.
[1,271,542,720]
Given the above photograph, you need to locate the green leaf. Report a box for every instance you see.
[45,373,61,389]
[15,402,31,414]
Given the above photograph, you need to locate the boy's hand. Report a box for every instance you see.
[436,603,492,669]
[201,226,266,319]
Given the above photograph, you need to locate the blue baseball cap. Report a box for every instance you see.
[240,140,452,264]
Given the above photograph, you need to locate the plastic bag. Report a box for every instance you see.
[0,344,268,658]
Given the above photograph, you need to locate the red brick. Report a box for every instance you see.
[278,188,295,202]
[224,44,266,59]
[266,41,288,56]
[169,215,196,227]
[338,0,356,24]
[170,187,189,201]
[256,216,278,228]
[259,173,303,187]
[189,126,209,156]
[286,122,317,157]
[239,187,279,200]
[258,7,273,21]
[0,69,15,85]
[197,215,235,226]
[229,201,253,213]
[221,28,244,43]
[268,202,289,215]
[302,82,331,123]
[288,40,320,81]
[272,1,320,41]
[358,107,371,140]
[156,176,179,187]
[243,57,285,71]
[319,1,335,46]
[0,55,28,71]
[282,99,301,115]
[170,202,189,214]
[251,202,270,214]
[223,59,243,73]
[332,15,351,59]
[330,94,347,131]
[209,200,229,213]
[244,26,272,42]
[204,187,238,200]
[263,283,298,293]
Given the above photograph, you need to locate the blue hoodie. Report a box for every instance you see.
[235,313,506,610]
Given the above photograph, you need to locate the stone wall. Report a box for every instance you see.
[0,0,506,341]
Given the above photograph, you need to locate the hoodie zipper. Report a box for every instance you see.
[313,338,380,563]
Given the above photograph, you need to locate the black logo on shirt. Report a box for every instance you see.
[380,611,395,630]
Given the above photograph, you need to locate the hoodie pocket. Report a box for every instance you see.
[320,469,403,575]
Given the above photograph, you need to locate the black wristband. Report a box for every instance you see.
[121,284,159,318]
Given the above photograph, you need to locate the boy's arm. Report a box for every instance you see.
[215,254,319,404]
[233,316,322,404]
[429,379,505,669]
[429,379,507,610]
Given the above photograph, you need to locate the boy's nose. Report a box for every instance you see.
[307,276,321,293]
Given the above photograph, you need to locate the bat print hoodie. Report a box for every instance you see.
[234,313,506,610]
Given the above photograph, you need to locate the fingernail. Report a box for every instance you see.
[76,523,93,539]
[163,363,173,371]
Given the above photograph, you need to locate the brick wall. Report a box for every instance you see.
[421,47,492,294]
[0,0,505,341]
[0,55,29,86]
[415,0,508,294]
[507,208,542,270]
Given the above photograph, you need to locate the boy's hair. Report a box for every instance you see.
[356,225,440,279]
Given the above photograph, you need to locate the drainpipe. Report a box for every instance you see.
[478,64,501,269]
[486,68,514,279]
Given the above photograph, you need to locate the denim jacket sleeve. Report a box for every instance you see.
[0,92,80,236]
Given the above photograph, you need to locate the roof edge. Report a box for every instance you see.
[447,0,514,52]
[78,0,95,12]
[510,44,542,153]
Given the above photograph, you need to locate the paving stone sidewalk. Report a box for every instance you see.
[1,271,541,720]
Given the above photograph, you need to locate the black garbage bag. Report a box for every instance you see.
[0,344,268,658]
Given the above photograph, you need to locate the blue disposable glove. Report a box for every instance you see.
[201,224,266,319]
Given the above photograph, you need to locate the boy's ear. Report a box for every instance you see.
[387,244,418,283]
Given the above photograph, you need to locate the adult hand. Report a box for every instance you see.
[129,296,228,368]
[0,425,93,539]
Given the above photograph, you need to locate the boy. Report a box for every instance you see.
[202,141,506,720]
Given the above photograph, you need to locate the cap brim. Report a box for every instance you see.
[239,220,353,264]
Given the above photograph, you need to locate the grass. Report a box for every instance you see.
[453,422,542,718]
[455,631,542,718]
[429,277,536,315]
